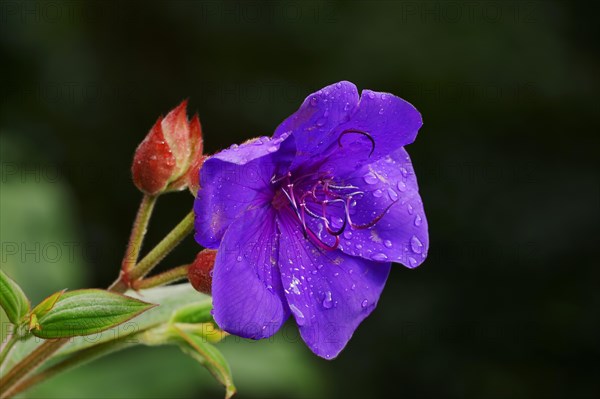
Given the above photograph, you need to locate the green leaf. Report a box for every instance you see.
[0,269,30,324]
[173,325,236,399]
[31,289,155,339]
[170,299,213,324]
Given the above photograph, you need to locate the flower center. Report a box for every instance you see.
[270,129,395,251]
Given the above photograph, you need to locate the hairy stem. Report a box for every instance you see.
[129,211,195,281]
[121,194,158,277]
[0,333,19,369]
[2,340,133,398]
[132,264,190,290]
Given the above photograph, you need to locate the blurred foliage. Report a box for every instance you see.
[1,0,599,398]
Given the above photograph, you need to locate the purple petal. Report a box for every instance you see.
[277,211,391,359]
[212,206,289,339]
[273,81,359,169]
[338,147,429,268]
[335,89,423,161]
[194,133,295,248]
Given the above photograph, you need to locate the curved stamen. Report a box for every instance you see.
[346,198,399,229]
[337,129,376,157]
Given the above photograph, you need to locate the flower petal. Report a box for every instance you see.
[212,206,289,340]
[338,147,429,268]
[335,89,423,161]
[194,133,295,248]
[273,81,359,168]
[277,210,391,359]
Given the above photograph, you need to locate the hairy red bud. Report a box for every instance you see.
[187,249,217,294]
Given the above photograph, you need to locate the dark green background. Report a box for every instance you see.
[1,1,598,398]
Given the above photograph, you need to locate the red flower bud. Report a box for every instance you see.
[132,100,204,195]
[187,249,217,294]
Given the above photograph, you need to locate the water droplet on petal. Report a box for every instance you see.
[361,299,369,308]
[378,108,384,115]
[407,204,414,215]
[316,117,326,127]
[397,180,407,192]
[373,189,383,198]
[343,230,352,239]
[381,93,388,100]
[367,92,375,99]
[371,253,388,261]
[344,102,352,111]
[289,304,306,325]
[400,167,408,177]
[267,146,278,153]
[322,291,333,309]
[236,256,242,262]
[310,97,318,107]
[355,243,363,249]
[410,235,423,254]
[351,283,356,290]
[336,82,343,89]
[387,188,398,201]
[384,240,393,248]
[363,172,378,185]
[408,257,418,267]
[414,214,422,226]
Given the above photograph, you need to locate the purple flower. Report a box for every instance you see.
[194,81,428,359]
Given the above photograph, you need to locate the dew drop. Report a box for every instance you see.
[236,256,242,262]
[316,117,326,127]
[367,92,375,99]
[373,189,383,198]
[414,214,422,226]
[408,257,418,267]
[397,180,407,192]
[336,82,343,89]
[384,240,393,248]
[351,283,356,290]
[410,235,423,254]
[381,93,388,100]
[387,188,398,201]
[355,243,363,249]
[371,253,388,261]
[322,291,333,309]
[344,102,352,111]
[407,204,414,215]
[363,172,378,185]
[400,167,408,177]
[343,230,352,239]
[289,304,306,325]
[361,299,369,308]
[310,97,318,107]
[267,146,278,153]
[378,108,384,115]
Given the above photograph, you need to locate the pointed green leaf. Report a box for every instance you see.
[173,325,236,399]
[31,289,156,339]
[31,289,66,318]
[0,269,30,324]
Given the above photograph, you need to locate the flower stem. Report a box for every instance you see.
[1,339,133,399]
[129,211,195,281]
[132,264,190,290]
[122,194,158,274]
[0,333,19,369]
[0,339,65,397]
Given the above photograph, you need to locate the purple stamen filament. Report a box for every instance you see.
[271,129,391,250]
